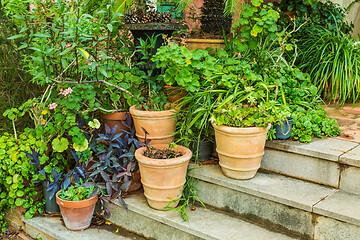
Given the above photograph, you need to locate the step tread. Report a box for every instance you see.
[339,144,360,167]
[192,163,335,212]
[313,190,360,226]
[266,138,358,163]
[120,192,295,240]
[22,216,134,240]
[192,164,360,227]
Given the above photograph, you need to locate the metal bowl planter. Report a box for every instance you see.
[212,123,271,180]
[135,144,192,210]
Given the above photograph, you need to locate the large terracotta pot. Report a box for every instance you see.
[100,112,130,137]
[212,123,271,180]
[164,85,187,106]
[129,105,176,145]
[185,38,225,51]
[56,192,98,231]
[135,144,192,210]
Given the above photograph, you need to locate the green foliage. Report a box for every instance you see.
[0,9,42,134]
[296,26,360,105]
[275,0,353,34]
[212,101,289,128]
[0,130,46,232]
[153,43,217,92]
[232,0,280,53]
[58,185,96,201]
[291,106,341,142]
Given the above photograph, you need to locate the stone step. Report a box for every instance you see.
[262,138,360,194]
[104,191,295,240]
[192,163,360,240]
[22,215,142,240]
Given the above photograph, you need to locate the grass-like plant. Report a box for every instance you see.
[297,25,360,104]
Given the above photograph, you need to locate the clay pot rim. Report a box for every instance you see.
[135,144,192,166]
[100,111,129,120]
[184,38,225,44]
[212,122,271,134]
[130,105,176,116]
[56,191,98,209]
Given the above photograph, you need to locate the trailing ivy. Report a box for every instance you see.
[0,129,47,232]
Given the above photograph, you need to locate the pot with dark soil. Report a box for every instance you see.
[135,144,192,210]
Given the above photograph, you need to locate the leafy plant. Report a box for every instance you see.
[153,42,218,92]
[212,101,289,128]
[58,184,97,201]
[296,26,360,105]
[89,116,143,214]
[291,106,340,142]
[24,147,62,200]
[0,130,47,232]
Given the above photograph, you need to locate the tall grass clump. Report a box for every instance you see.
[297,26,360,105]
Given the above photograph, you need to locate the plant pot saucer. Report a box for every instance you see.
[124,23,186,31]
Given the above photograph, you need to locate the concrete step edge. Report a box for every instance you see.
[106,192,295,240]
[191,164,360,228]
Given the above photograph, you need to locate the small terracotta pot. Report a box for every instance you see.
[129,105,176,145]
[185,38,225,51]
[163,85,187,105]
[100,112,129,137]
[56,191,98,231]
[135,144,192,210]
[212,123,271,180]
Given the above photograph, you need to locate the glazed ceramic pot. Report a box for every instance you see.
[129,105,176,145]
[135,144,191,210]
[56,192,98,231]
[100,112,129,137]
[212,123,271,180]
[274,117,293,140]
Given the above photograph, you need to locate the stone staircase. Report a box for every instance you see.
[13,137,360,239]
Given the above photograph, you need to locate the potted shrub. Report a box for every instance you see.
[129,37,176,145]
[135,139,192,210]
[211,101,289,179]
[56,184,98,231]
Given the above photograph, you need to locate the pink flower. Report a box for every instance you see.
[49,103,57,110]
[88,62,92,65]
[65,43,72,49]
[59,87,73,96]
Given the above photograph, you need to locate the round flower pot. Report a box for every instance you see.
[100,112,130,137]
[185,38,225,51]
[129,105,176,145]
[212,123,271,180]
[56,192,98,231]
[42,182,60,214]
[135,144,192,210]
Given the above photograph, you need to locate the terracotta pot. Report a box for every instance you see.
[185,38,225,51]
[129,105,176,145]
[212,123,271,180]
[135,144,192,210]
[56,191,98,231]
[164,85,187,105]
[100,112,129,137]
